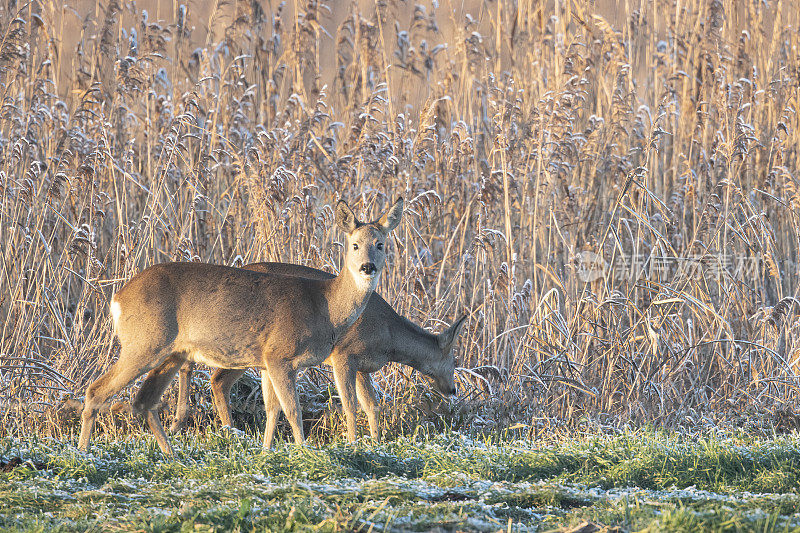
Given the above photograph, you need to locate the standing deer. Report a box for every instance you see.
[170,262,467,444]
[78,198,403,456]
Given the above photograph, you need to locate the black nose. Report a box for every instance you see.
[360,263,376,275]
[449,387,457,396]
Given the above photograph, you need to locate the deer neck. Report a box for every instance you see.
[325,266,379,334]
[389,315,442,373]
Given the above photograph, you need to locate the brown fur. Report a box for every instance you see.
[170,262,467,443]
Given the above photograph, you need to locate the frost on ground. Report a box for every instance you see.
[1,430,800,532]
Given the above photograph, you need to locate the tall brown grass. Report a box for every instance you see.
[1,0,799,438]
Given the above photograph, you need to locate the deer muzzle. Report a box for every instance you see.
[359,262,377,275]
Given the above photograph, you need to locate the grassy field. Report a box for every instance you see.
[2,428,800,532]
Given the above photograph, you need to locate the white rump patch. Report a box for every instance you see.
[110,298,122,331]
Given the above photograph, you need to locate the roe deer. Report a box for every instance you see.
[78,198,403,456]
[170,262,467,443]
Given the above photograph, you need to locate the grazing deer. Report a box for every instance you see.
[78,198,403,456]
[170,262,467,444]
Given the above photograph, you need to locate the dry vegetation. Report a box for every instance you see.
[1,0,800,439]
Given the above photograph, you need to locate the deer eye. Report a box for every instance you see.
[377,242,384,250]
[353,243,359,251]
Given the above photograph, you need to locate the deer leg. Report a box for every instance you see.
[356,372,381,441]
[331,357,359,442]
[132,355,185,456]
[259,370,281,449]
[211,368,247,428]
[170,361,196,433]
[79,346,165,452]
[264,361,304,444]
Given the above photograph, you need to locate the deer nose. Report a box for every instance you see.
[360,263,377,275]
[449,387,457,396]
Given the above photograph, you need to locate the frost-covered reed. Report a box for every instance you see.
[1,0,799,437]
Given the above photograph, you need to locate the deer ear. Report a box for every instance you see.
[438,314,467,351]
[335,200,358,233]
[377,197,404,233]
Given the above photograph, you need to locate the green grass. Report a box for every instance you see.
[1,429,799,532]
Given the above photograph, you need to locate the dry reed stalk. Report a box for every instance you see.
[0,0,798,439]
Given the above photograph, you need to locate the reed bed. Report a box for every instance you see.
[1,0,799,439]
